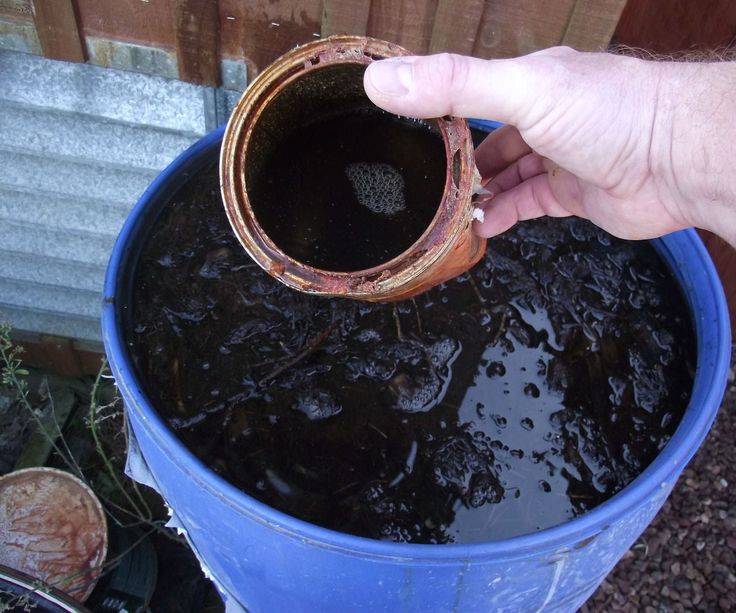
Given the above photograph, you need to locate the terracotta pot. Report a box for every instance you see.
[0,467,108,602]
[220,36,485,302]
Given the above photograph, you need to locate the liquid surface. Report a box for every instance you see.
[129,162,695,544]
[248,112,446,271]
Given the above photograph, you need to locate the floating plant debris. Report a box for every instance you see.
[128,161,695,544]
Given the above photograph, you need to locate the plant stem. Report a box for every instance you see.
[89,358,150,521]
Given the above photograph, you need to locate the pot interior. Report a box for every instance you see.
[243,63,449,272]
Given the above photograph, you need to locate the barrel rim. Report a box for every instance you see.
[101,125,731,561]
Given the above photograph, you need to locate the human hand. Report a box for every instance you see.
[363,48,736,244]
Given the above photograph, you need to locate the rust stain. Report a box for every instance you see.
[221,36,483,302]
[0,468,108,601]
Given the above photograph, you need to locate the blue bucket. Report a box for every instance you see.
[102,126,731,612]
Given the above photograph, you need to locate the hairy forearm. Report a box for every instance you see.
[654,60,736,245]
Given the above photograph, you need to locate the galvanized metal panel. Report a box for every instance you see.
[0,49,208,133]
[0,100,198,170]
[0,48,223,344]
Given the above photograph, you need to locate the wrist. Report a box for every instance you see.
[653,61,736,244]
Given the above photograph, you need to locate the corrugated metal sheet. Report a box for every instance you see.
[0,49,233,348]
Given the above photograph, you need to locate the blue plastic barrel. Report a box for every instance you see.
[102,126,731,612]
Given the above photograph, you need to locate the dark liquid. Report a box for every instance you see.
[248,112,446,271]
[129,162,695,544]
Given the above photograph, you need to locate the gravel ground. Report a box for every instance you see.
[582,346,736,612]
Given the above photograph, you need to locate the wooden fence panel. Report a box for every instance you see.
[4,1,631,83]
[614,0,736,54]
[562,0,628,51]
[16,338,104,377]
[321,0,370,37]
[218,0,322,74]
[367,0,438,54]
[75,0,174,48]
[31,0,86,62]
[472,0,575,59]
[429,0,485,55]
[173,0,219,85]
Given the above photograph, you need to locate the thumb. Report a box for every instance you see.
[363,53,535,123]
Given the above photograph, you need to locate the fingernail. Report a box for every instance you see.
[367,60,413,96]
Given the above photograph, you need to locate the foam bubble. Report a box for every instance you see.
[293,389,343,420]
[345,162,405,216]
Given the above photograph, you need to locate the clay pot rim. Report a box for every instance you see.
[220,36,476,299]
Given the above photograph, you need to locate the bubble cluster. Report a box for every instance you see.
[390,338,460,413]
[345,162,406,216]
[293,389,343,421]
[431,436,502,507]
[393,372,443,413]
